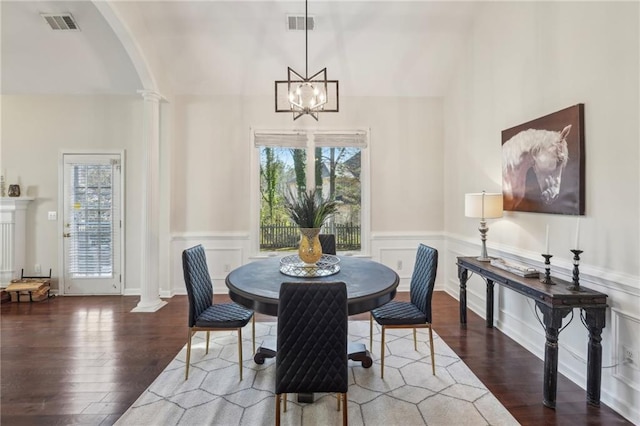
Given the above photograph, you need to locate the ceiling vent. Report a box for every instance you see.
[287,15,314,31]
[41,13,80,31]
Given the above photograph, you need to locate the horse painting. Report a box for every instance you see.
[502,125,571,211]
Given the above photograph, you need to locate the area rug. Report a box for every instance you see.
[116,321,519,425]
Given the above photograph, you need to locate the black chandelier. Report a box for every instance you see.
[275,0,339,120]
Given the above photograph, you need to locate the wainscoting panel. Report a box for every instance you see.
[370,232,444,292]
[169,232,445,295]
[612,308,640,391]
[610,307,640,422]
[443,244,488,319]
[170,233,251,296]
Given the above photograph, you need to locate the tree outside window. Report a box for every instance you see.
[257,132,364,252]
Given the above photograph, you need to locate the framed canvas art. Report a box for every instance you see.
[502,104,585,215]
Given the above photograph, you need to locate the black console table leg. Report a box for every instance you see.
[536,302,572,409]
[486,279,494,328]
[458,265,468,325]
[584,307,606,406]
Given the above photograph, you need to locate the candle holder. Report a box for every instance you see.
[540,254,555,285]
[568,249,583,291]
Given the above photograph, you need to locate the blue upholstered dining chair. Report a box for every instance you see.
[275,281,349,426]
[182,244,255,380]
[369,243,438,378]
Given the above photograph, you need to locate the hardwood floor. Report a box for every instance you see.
[1,292,630,425]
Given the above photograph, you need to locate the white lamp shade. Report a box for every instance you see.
[465,192,503,219]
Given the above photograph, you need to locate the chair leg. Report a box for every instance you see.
[205,330,210,354]
[283,393,287,412]
[238,327,243,381]
[252,315,256,355]
[275,394,281,426]
[369,314,373,352]
[429,324,436,375]
[342,393,348,426]
[380,326,386,379]
[336,393,340,411]
[185,328,193,380]
[413,328,417,351]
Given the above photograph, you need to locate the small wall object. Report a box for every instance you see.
[8,184,20,197]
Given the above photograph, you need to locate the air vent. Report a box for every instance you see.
[41,13,80,31]
[287,15,314,31]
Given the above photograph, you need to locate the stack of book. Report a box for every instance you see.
[490,258,539,278]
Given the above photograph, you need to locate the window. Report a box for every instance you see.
[252,130,369,254]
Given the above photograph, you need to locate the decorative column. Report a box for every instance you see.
[132,90,167,312]
[0,197,34,284]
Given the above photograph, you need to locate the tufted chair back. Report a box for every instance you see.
[409,244,438,323]
[182,245,213,328]
[319,234,337,255]
[276,281,348,395]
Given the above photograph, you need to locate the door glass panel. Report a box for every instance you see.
[67,163,113,277]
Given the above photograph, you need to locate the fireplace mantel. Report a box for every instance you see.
[1,197,35,285]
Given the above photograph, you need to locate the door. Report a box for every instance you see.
[62,153,122,294]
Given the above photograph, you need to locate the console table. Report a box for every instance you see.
[456,256,607,409]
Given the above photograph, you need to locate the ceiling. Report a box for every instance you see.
[1,1,479,97]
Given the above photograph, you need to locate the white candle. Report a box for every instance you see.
[545,225,550,254]
[574,218,580,249]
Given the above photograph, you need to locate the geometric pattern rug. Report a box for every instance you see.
[115,321,520,425]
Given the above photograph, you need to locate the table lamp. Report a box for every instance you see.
[465,191,503,261]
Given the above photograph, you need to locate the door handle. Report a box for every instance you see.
[63,233,71,238]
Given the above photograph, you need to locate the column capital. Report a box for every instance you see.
[137,90,164,103]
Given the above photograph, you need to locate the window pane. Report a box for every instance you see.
[259,147,307,251]
[256,132,365,254]
[315,147,361,251]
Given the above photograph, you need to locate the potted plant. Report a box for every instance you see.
[284,189,338,264]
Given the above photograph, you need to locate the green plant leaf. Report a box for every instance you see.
[283,188,338,228]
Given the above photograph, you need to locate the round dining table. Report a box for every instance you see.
[225,255,399,369]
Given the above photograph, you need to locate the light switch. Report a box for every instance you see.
[48,211,57,221]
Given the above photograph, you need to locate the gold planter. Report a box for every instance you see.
[298,228,322,264]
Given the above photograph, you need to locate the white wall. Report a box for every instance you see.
[169,95,444,233]
[0,95,144,292]
[0,93,445,295]
[443,2,639,423]
[167,94,445,294]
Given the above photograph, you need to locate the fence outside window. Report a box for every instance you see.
[260,222,361,251]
